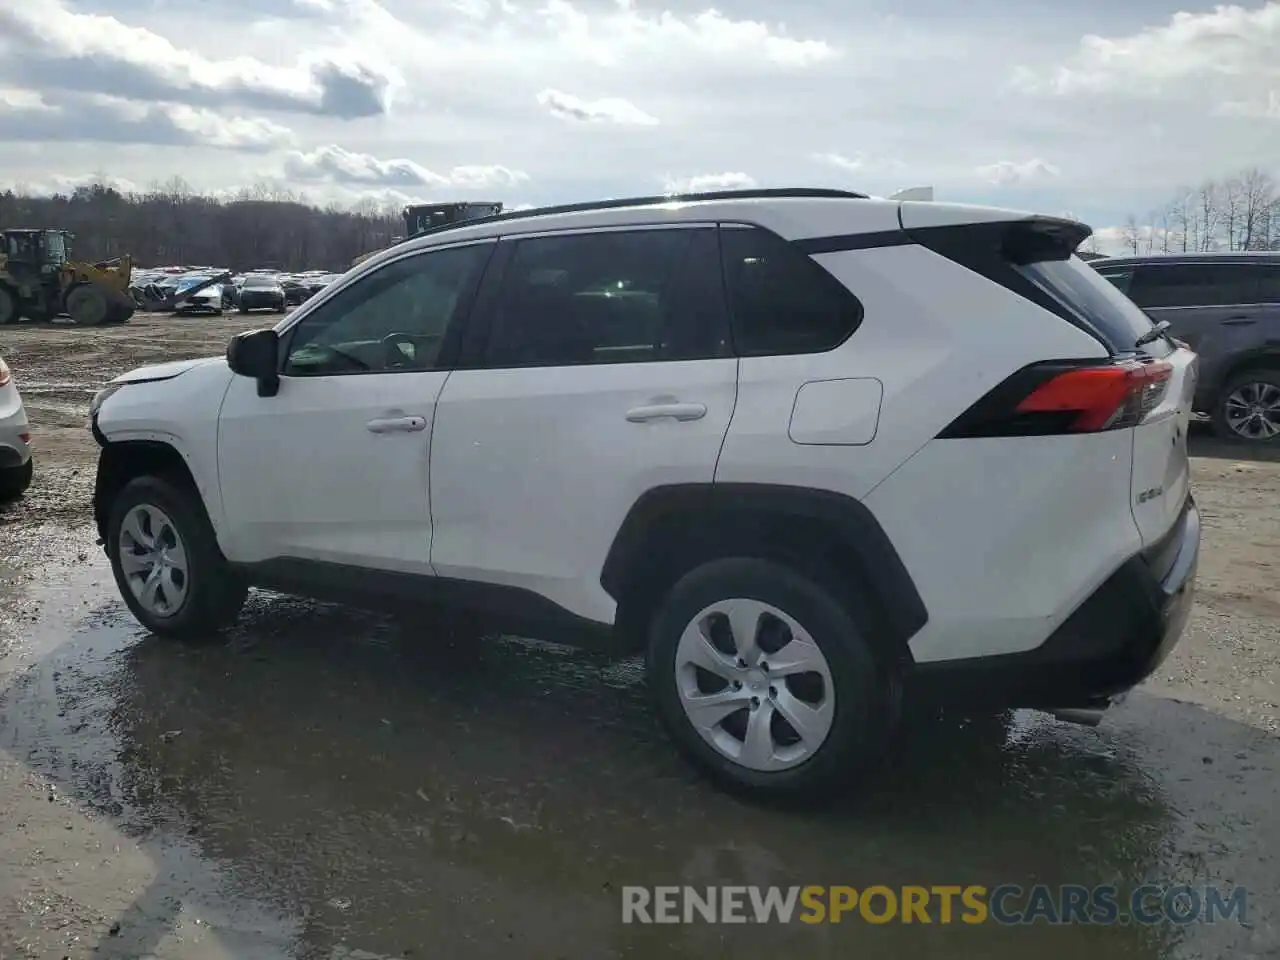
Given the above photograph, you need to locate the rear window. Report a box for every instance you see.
[1018,256,1158,354]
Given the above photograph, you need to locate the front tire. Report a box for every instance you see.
[647,557,889,800]
[0,458,33,501]
[1212,368,1280,444]
[107,475,247,638]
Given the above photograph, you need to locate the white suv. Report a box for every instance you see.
[89,188,1201,798]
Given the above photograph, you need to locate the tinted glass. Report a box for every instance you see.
[244,276,278,289]
[1094,266,1133,295]
[1018,256,1158,351]
[483,228,728,367]
[719,226,862,356]
[1252,265,1280,303]
[285,243,490,376]
[1129,263,1259,308]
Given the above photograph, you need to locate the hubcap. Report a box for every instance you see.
[117,504,189,618]
[1224,382,1280,441]
[674,598,835,772]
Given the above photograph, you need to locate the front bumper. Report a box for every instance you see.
[913,496,1201,709]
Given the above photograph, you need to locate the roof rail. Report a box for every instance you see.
[397,187,869,246]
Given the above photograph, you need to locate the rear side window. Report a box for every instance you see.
[1252,265,1280,303]
[1129,263,1258,308]
[482,227,729,368]
[1018,256,1157,352]
[1094,266,1133,295]
[719,225,863,356]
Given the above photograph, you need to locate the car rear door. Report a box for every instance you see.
[427,224,737,624]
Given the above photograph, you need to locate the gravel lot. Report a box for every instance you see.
[0,313,1277,959]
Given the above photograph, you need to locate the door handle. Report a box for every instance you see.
[366,416,427,434]
[625,403,707,423]
[1222,316,1257,326]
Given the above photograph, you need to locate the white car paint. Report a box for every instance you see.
[93,191,1196,669]
[0,355,32,476]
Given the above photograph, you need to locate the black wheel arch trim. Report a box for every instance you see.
[600,482,928,657]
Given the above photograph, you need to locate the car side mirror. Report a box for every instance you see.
[226,328,280,398]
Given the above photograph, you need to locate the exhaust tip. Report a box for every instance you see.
[1049,706,1106,727]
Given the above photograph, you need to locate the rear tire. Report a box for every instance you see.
[1211,368,1280,444]
[647,557,890,800]
[65,284,110,326]
[0,458,33,501]
[0,287,17,325]
[106,475,248,638]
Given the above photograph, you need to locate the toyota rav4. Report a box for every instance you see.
[89,188,1201,799]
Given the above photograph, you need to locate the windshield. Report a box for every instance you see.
[244,277,278,289]
[1018,256,1163,355]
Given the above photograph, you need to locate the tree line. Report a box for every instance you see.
[1092,167,1280,256]
[0,177,406,272]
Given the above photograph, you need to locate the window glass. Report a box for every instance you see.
[284,243,489,375]
[1020,257,1157,350]
[719,226,863,355]
[1250,265,1280,303]
[1129,263,1259,308]
[482,228,727,367]
[1094,267,1133,295]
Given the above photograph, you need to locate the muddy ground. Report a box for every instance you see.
[0,313,1278,958]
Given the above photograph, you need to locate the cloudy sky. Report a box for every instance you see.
[0,0,1277,247]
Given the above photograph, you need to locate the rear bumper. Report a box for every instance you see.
[912,496,1200,709]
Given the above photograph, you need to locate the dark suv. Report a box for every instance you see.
[1092,253,1280,443]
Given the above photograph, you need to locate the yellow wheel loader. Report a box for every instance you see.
[0,228,136,326]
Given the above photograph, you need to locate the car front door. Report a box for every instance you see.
[428,225,737,624]
[216,240,493,571]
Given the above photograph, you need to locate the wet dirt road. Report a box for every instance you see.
[1,315,1278,958]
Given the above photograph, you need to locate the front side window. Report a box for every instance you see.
[284,243,491,376]
[719,225,863,356]
[482,227,728,368]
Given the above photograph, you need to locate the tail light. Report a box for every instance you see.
[941,358,1173,438]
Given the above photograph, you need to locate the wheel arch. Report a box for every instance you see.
[601,483,928,665]
[1209,346,1280,401]
[94,439,203,544]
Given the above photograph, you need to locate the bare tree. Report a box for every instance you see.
[1121,214,1141,254]
[1237,167,1276,250]
[1169,188,1194,253]
[1196,180,1221,251]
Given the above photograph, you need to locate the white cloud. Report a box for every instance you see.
[662,172,757,193]
[283,145,527,190]
[24,173,143,196]
[0,0,395,117]
[536,88,658,125]
[1217,90,1280,120]
[976,159,1060,186]
[0,87,294,150]
[1022,3,1280,96]
[536,0,836,67]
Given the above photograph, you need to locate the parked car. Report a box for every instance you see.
[0,354,33,501]
[235,275,287,313]
[1091,252,1280,443]
[88,187,1200,799]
